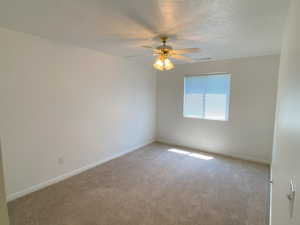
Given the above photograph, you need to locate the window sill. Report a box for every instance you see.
[183,115,228,121]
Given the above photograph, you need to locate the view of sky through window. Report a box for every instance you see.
[184,74,231,121]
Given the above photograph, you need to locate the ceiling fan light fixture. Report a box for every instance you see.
[153,57,174,71]
[141,35,199,71]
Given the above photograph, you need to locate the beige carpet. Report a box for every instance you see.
[8,143,270,225]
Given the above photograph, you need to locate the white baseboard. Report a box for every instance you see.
[157,139,270,165]
[7,139,155,202]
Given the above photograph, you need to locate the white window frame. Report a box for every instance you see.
[183,73,231,121]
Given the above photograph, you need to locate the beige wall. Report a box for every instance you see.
[0,27,156,200]
[156,55,279,163]
[271,0,300,224]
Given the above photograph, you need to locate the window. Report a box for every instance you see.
[183,74,231,121]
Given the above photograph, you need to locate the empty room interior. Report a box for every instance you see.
[0,0,299,225]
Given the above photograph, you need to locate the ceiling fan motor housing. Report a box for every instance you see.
[157,45,173,57]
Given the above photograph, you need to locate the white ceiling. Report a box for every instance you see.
[0,0,290,61]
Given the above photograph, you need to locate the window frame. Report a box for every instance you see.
[183,73,231,121]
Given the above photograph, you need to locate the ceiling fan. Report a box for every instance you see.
[141,36,200,71]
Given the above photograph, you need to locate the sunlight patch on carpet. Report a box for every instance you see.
[168,148,214,160]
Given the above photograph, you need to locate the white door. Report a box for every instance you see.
[271,0,300,225]
[0,141,9,225]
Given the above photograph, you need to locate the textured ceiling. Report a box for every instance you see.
[0,0,290,62]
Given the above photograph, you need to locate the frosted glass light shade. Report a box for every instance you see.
[153,57,174,71]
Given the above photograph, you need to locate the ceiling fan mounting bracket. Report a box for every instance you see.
[160,36,168,45]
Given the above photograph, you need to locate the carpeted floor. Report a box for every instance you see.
[8,143,270,225]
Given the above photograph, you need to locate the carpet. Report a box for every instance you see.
[8,143,270,225]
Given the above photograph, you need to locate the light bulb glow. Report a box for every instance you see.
[153,57,174,71]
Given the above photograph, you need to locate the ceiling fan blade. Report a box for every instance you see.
[141,46,161,55]
[172,48,200,54]
[170,54,195,63]
[125,52,159,58]
[141,45,154,49]
[125,54,152,58]
[194,57,212,61]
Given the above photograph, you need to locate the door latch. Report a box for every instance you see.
[287,178,296,218]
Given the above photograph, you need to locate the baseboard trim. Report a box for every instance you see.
[7,139,155,202]
[156,139,270,165]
